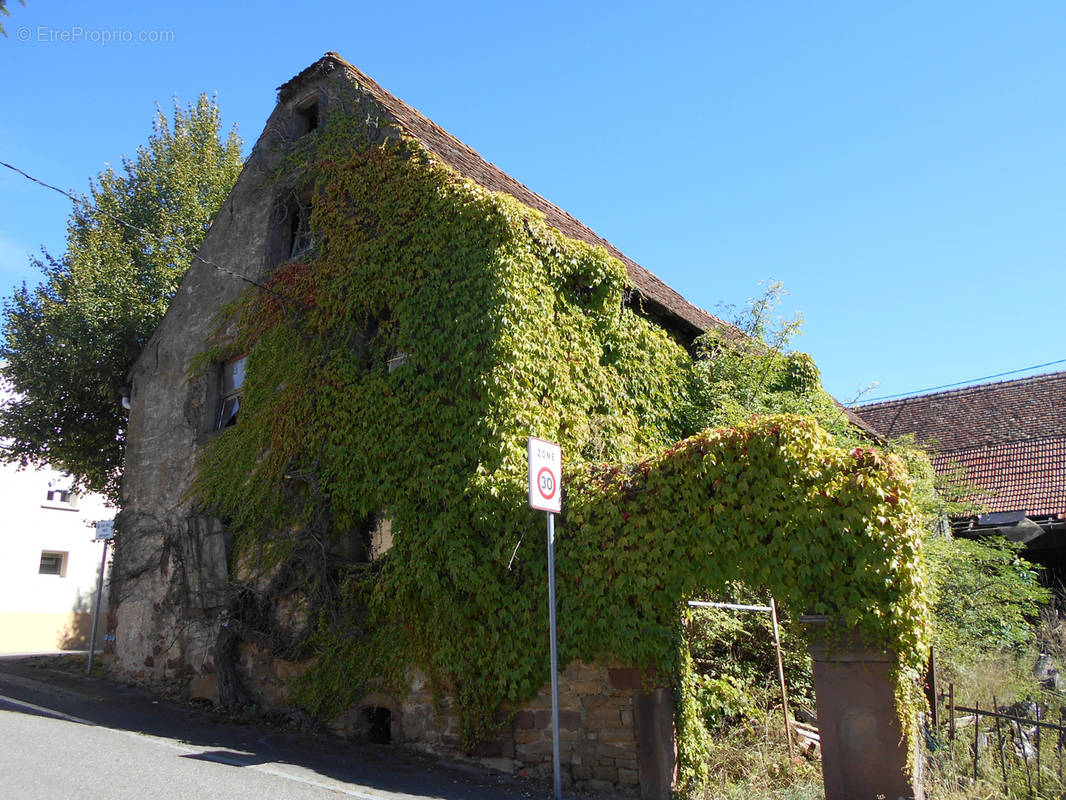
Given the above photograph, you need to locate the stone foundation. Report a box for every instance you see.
[391,661,651,795]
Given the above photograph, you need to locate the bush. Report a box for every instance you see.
[925,534,1050,661]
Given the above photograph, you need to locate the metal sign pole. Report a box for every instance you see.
[87,538,109,675]
[547,510,562,800]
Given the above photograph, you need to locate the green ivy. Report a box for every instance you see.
[190,98,929,789]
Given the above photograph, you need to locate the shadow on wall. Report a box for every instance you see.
[58,588,106,650]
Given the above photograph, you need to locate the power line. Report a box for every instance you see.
[855,358,1066,405]
[9,159,1062,407]
[0,159,268,292]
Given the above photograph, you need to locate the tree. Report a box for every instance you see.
[0,95,243,501]
[681,281,859,442]
[0,1,26,38]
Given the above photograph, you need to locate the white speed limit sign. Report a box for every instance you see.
[528,437,562,513]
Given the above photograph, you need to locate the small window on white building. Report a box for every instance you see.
[216,355,247,430]
[42,488,78,510]
[39,551,68,577]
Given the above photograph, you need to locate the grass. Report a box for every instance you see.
[925,637,1066,799]
[695,710,823,799]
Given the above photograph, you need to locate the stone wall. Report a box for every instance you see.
[220,655,658,796]
[399,661,645,795]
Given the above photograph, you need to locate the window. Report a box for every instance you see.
[267,191,313,269]
[39,551,68,576]
[42,488,78,511]
[386,353,408,373]
[294,96,320,137]
[215,355,247,430]
[288,200,313,258]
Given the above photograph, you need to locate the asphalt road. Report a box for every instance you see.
[0,655,555,800]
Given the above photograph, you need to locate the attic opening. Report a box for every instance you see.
[294,96,319,137]
[358,706,392,744]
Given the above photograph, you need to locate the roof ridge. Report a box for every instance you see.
[858,368,1066,410]
[930,432,1066,456]
[279,53,727,337]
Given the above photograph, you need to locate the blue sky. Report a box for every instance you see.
[1,1,1063,403]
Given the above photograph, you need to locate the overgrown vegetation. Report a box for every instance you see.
[0,96,243,501]
[188,84,930,796]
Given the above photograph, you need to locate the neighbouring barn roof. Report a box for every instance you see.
[278,53,725,341]
[856,371,1066,517]
[930,437,1066,517]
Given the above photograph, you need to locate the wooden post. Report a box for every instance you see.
[769,598,793,759]
[924,646,938,731]
[1015,716,1033,796]
[948,682,956,778]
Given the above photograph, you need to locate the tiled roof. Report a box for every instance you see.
[854,371,1066,517]
[932,436,1066,518]
[278,53,725,340]
[856,371,1066,451]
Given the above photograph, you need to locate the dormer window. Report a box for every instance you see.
[216,355,247,430]
[294,96,319,137]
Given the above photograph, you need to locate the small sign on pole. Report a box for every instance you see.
[528,436,563,800]
[87,519,114,675]
[528,436,561,514]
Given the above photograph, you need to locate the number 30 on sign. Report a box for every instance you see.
[528,437,562,513]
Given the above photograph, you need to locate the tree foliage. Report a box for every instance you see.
[0,1,25,37]
[925,535,1048,658]
[683,282,860,442]
[0,95,243,501]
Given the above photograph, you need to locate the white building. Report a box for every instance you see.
[0,459,113,653]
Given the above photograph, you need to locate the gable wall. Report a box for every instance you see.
[109,68,675,797]
[109,75,361,683]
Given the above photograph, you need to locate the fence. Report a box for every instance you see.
[931,681,1066,798]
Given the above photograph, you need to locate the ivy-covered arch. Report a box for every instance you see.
[562,416,927,672]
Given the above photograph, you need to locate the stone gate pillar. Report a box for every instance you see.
[801,616,923,800]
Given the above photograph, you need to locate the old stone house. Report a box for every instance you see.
[108,52,734,799]
[109,53,922,800]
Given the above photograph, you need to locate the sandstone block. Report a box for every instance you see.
[593,765,619,781]
[514,710,535,729]
[598,726,636,743]
[567,680,604,695]
[584,778,617,793]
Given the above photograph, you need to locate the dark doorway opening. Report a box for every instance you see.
[360,706,392,744]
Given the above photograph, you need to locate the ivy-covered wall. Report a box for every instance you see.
[113,61,929,798]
